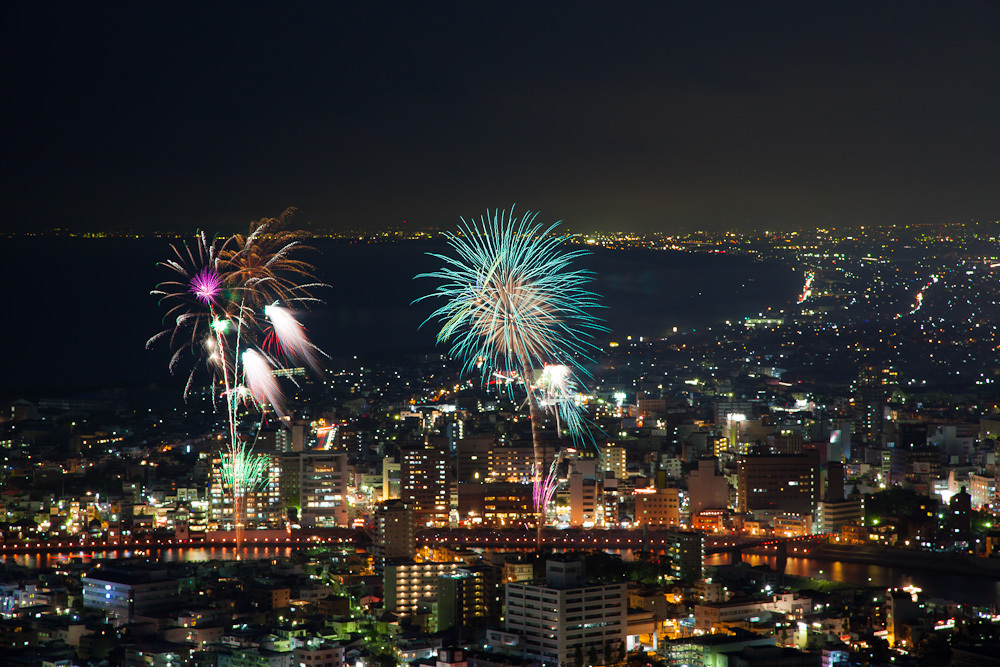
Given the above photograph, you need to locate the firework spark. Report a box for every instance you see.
[535,364,587,440]
[532,459,562,520]
[219,441,272,554]
[241,349,285,417]
[264,303,323,373]
[147,232,224,400]
[190,267,224,305]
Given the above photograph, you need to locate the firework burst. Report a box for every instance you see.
[148,211,327,551]
[416,207,604,547]
[417,207,604,384]
[218,207,325,312]
[219,441,272,551]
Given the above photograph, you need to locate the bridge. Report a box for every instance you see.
[417,528,832,562]
[0,529,369,555]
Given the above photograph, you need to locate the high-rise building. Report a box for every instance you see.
[435,565,499,632]
[736,453,819,516]
[570,472,602,527]
[457,482,534,527]
[382,456,401,501]
[455,435,494,483]
[688,458,729,514]
[948,486,972,545]
[299,452,350,528]
[208,452,283,531]
[856,364,898,444]
[664,529,704,581]
[488,442,558,483]
[401,440,451,527]
[601,444,627,480]
[384,560,461,626]
[373,500,415,568]
[504,557,626,667]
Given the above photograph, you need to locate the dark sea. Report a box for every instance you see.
[0,238,797,394]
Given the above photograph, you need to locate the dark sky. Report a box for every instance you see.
[5,3,1000,234]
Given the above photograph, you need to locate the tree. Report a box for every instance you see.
[574,645,584,667]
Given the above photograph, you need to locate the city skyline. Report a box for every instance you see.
[5,4,1000,234]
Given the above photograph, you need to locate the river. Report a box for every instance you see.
[705,553,1000,608]
[2,545,295,569]
[6,545,998,607]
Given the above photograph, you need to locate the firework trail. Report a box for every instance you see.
[416,206,604,546]
[532,459,562,520]
[148,210,326,551]
[264,303,323,373]
[241,349,286,417]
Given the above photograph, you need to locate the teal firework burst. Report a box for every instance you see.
[416,207,605,389]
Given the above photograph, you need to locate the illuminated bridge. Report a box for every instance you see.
[417,528,832,558]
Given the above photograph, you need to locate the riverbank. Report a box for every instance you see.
[807,543,1000,577]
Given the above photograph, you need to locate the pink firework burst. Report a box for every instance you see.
[190,268,223,305]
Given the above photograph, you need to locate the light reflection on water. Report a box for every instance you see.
[7,546,999,607]
[706,553,1000,608]
[3,546,294,569]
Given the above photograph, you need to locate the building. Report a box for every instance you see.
[504,557,626,667]
[856,364,898,445]
[293,639,344,667]
[402,441,451,527]
[633,487,680,527]
[664,529,704,581]
[299,452,350,528]
[209,452,283,530]
[602,444,627,480]
[382,457,401,501]
[488,443,558,483]
[124,640,193,667]
[694,595,811,633]
[817,497,863,534]
[458,482,534,527]
[569,472,601,527]
[373,500,415,569]
[661,632,776,667]
[82,566,182,625]
[384,560,461,626]
[969,473,996,510]
[736,453,819,516]
[435,567,497,632]
[456,435,495,483]
[948,486,972,545]
[688,458,729,515]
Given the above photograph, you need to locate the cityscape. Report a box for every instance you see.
[6,4,1000,667]
[2,219,1000,667]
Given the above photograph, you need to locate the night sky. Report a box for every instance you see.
[5,3,1000,234]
